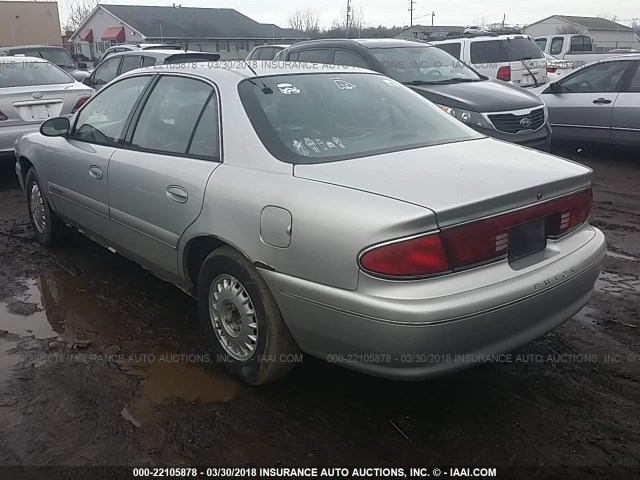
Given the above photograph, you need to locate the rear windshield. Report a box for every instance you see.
[470,38,544,64]
[0,60,74,87]
[15,48,77,70]
[238,73,481,165]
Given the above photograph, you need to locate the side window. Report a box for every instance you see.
[72,75,150,145]
[131,76,213,155]
[436,43,461,60]
[333,49,369,68]
[550,37,564,55]
[470,41,502,64]
[120,55,141,74]
[288,51,300,61]
[297,49,331,63]
[570,36,591,53]
[627,64,640,92]
[188,95,220,160]
[535,38,547,51]
[260,47,276,60]
[559,61,630,93]
[93,57,120,86]
[142,56,156,67]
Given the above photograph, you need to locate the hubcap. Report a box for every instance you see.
[29,183,46,234]
[209,274,258,361]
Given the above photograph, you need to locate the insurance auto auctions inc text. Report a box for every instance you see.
[257,467,497,477]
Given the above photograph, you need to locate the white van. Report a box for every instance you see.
[431,34,548,87]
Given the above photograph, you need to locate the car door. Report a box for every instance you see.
[45,75,152,240]
[541,60,632,142]
[611,61,640,146]
[107,74,221,278]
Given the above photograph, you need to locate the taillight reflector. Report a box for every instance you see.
[497,66,511,81]
[72,96,90,113]
[360,189,592,278]
[547,65,558,73]
[360,233,451,277]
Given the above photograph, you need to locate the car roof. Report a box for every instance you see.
[432,34,533,44]
[254,44,289,49]
[0,55,51,62]
[108,49,200,59]
[286,38,429,49]
[0,45,66,51]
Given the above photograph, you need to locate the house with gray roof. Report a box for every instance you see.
[524,15,640,52]
[69,4,306,61]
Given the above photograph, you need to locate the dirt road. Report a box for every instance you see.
[0,147,638,475]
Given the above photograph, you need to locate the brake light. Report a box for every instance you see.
[497,66,511,81]
[72,96,90,113]
[360,233,451,277]
[547,65,558,73]
[0,111,7,121]
[359,189,592,277]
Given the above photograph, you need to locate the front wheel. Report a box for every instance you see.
[25,168,68,247]
[197,246,300,385]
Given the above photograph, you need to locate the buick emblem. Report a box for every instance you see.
[520,117,532,127]
[32,92,43,100]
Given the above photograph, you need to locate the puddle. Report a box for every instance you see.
[595,272,640,297]
[606,251,638,262]
[0,279,57,339]
[122,360,239,428]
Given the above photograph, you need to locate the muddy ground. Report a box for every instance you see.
[0,145,638,476]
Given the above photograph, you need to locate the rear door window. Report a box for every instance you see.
[120,55,142,74]
[435,42,461,59]
[297,49,331,63]
[93,57,121,86]
[142,56,157,67]
[333,49,369,68]
[627,63,640,92]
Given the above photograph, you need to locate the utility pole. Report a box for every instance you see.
[431,11,435,26]
[346,0,351,38]
[502,14,506,29]
[409,0,415,27]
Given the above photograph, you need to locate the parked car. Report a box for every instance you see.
[246,44,290,61]
[0,57,92,157]
[83,49,220,90]
[0,45,90,82]
[532,55,640,147]
[534,34,636,64]
[430,34,548,87]
[278,39,551,149]
[101,43,184,61]
[14,63,605,384]
[544,52,576,82]
[463,26,491,35]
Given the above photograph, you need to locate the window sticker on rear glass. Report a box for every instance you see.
[292,140,310,156]
[292,138,346,155]
[277,83,300,95]
[331,137,345,148]
[314,139,328,151]
[333,79,357,90]
[303,137,321,153]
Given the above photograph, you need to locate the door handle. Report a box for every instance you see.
[593,98,612,104]
[166,185,188,203]
[88,165,103,180]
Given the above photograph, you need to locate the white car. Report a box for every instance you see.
[432,34,548,88]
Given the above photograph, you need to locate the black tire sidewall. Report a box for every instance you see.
[197,253,269,384]
[25,169,54,246]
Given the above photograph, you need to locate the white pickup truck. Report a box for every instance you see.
[534,34,634,65]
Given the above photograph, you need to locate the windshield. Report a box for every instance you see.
[40,49,77,69]
[0,60,74,87]
[369,46,483,84]
[239,73,482,165]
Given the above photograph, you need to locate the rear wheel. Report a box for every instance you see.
[197,246,300,385]
[25,168,68,247]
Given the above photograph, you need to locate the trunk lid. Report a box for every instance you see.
[294,138,591,227]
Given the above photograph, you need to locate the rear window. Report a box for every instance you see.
[0,60,74,87]
[470,38,543,64]
[238,73,481,165]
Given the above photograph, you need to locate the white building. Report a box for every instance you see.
[524,15,640,52]
[69,4,306,62]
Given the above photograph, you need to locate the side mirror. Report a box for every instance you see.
[82,76,93,87]
[547,82,560,94]
[78,62,88,70]
[40,117,70,137]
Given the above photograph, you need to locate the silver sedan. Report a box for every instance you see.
[15,63,606,384]
[0,57,93,155]
[534,55,640,147]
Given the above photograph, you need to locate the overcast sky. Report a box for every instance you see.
[70,0,639,28]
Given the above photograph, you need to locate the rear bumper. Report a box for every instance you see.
[261,226,606,380]
[0,123,39,154]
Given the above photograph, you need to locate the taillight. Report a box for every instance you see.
[547,65,558,73]
[359,189,592,278]
[359,233,451,277]
[0,111,7,121]
[72,96,90,113]
[497,66,511,81]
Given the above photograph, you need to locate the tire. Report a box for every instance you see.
[25,168,68,247]
[197,246,299,385]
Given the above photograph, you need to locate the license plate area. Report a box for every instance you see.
[508,217,546,262]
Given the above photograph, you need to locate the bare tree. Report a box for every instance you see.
[288,9,320,37]
[62,0,97,34]
[630,18,639,31]
[331,6,366,37]
[599,12,620,22]
[556,25,584,35]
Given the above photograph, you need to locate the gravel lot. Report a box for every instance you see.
[0,145,638,475]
